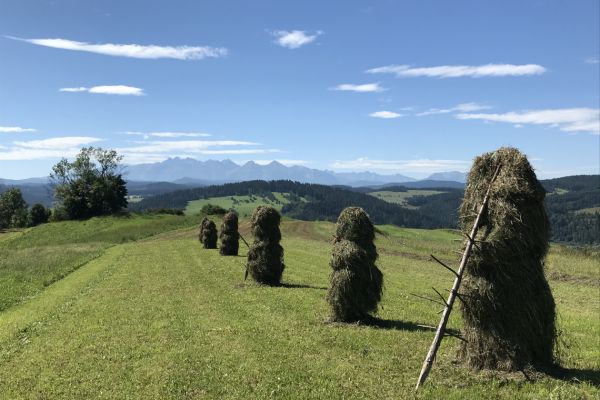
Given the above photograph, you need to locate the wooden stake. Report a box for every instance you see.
[415,165,500,390]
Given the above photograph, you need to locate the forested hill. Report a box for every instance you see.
[131,176,599,245]
[130,180,445,228]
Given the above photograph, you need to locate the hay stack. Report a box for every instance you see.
[458,147,556,371]
[198,217,209,243]
[327,207,383,322]
[201,219,218,249]
[219,211,240,256]
[246,206,284,285]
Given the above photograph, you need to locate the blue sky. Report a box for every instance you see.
[0,0,598,179]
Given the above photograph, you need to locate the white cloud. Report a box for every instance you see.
[0,126,36,133]
[331,83,386,93]
[122,131,211,138]
[369,111,403,119]
[585,56,599,64]
[272,30,321,49]
[251,159,309,166]
[199,149,280,155]
[118,140,260,154]
[456,108,600,134]
[60,85,145,96]
[0,136,102,160]
[14,136,102,149]
[8,36,227,60]
[417,102,491,116]
[331,157,470,173]
[366,63,546,78]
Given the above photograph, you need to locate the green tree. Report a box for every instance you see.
[50,147,128,219]
[0,188,27,229]
[27,203,51,226]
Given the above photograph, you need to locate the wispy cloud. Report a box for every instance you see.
[366,63,546,78]
[369,111,403,119]
[0,126,36,133]
[8,36,227,60]
[122,131,211,138]
[118,140,261,154]
[585,56,599,64]
[417,102,491,116]
[331,157,470,173]
[331,83,386,93]
[0,136,102,160]
[251,159,309,166]
[456,108,600,134]
[272,30,321,49]
[60,85,145,96]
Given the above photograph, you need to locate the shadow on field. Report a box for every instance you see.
[280,282,327,290]
[364,316,462,336]
[547,366,600,387]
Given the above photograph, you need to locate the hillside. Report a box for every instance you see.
[0,215,597,398]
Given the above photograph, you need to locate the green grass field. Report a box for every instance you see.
[185,192,299,217]
[0,215,598,399]
[369,190,445,208]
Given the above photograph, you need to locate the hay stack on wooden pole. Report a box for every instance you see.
[459,147,556,371]
[198,217,209,243]
[201,219,218,249]
[327,207,383,322]
[219,211,240,256]
[246,206,284,285]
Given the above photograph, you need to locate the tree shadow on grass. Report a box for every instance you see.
[279,282,327,290]
[545,366,600,388]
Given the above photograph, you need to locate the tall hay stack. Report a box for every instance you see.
[220,211,240,256]
[201,219,218,249]
[246,206,285,285]
[459,147,556,371]
[327,207,383,322]
[198,217,209,243]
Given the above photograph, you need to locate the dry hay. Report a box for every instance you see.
[327,207,383,322]
[219,211,240,256]
[198,217,209,243]
[201,219,218,249]
[458,146,556,371]
[246,206,284,285]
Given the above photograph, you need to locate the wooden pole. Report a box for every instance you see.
[415,165,500,390]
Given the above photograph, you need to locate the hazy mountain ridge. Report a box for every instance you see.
[123,158,418,186]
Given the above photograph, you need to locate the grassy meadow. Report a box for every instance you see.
[0,214,598,399]
[368,190,445,208]
[185,192,300,217]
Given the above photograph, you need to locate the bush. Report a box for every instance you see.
[246,206,284,285]
[327,207,383,322]
[0,188,27,229]
[28,203,51,226]
[200,204,227,215]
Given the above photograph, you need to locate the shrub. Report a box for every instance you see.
[0,188,27,229]
[246,206,284,285]
[28,203,51,226]
[200,204,227,215]
[219,211,240,256]
[327,207,383,322]
[458,147,556,371]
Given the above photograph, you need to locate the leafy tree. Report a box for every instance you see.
[0,188,27,229]
[50,147,128,219]
[28,203,51,226]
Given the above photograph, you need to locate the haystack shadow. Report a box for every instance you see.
[546,366,600,387]
[279,282,327,290]
[363,316,461,336]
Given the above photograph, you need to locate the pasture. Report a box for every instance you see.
[0,215,597,399]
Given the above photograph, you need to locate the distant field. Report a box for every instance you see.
[0,215,597,398]
[575,207,600,215]
[185,192,302,216]
[369,190,445,208]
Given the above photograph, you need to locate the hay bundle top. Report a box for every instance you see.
[251,205,282,242]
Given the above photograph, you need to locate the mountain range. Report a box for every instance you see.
[123,158,467,186]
